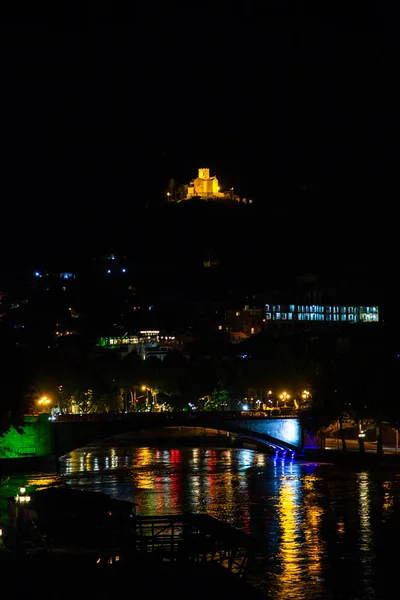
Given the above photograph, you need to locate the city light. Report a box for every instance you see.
[279,391,290,407]
[15,490,31,503]
[37,396,51,407]
[37,396,51,413]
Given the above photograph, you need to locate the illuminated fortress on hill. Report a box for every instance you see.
[186,167,226,200]
[167,167,252,204]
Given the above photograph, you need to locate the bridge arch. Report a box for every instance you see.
[53,413,302,458]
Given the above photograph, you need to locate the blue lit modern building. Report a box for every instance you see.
[264,304,379,324]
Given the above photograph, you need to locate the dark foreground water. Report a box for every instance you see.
[1,443,400,599]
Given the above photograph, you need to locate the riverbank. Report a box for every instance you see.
[301,448,400,468]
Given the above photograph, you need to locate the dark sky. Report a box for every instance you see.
[0,10,392,272]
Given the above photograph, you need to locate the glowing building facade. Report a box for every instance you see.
[186,168,225,200]
[264,304,379,323]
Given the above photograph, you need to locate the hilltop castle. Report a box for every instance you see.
[186,167,226,200]
[166,167,251,203]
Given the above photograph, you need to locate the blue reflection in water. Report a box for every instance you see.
[237,448,256,469]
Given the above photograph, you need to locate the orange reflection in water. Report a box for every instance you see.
[337,520,345,536]
[357,471,375,597]
[153,473,173,513]
[58,446,252,531]
[129,448,185,514]
[277,476,301,582]
[26,474,60,490]
[382,480,394,515]
[302,475,325,582]
[358,472,372,553]
[275,471,325,600]
[133,448,155,490]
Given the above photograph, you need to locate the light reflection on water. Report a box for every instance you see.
[1,444,400,600]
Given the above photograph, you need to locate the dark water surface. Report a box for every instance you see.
[1,443,400,599]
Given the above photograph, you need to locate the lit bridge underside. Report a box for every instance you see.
[53,412,302,457]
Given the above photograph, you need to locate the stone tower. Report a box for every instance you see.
[198,167,210,179]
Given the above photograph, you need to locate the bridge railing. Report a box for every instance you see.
[54,410,298,422]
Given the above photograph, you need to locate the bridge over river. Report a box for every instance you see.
[53,411,303,458]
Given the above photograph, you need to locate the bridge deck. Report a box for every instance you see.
[53,411,302,456]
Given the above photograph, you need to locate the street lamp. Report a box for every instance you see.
[300,390,311,408]
[15,487,31,503]
[141,385,157,411]
[37,396,51,413]
[279,391,290,409]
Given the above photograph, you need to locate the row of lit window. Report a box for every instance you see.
[265,312,361,322]
[265,304,378,314]
[106,337,139,345]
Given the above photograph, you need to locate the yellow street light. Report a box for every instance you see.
[37,396,51,412]
[140,385,157,410]
[15,487,31,503]
[15,494,31,503]
[279,391,290,408]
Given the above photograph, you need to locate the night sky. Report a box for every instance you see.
[0,12,391,280]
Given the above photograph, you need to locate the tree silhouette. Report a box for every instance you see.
[0,326,35,436]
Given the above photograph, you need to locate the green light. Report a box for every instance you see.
[0,414,53,459]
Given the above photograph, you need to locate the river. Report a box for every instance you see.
[1,440,400,599]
